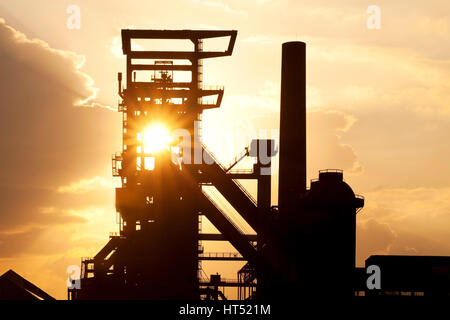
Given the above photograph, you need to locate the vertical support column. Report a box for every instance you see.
[278,41,306,223]
[256,139,272,213]
[254,139,272,298]
[126,56,132,87]
[191,38,200,164]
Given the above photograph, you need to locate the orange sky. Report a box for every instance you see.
[0,0,450,299]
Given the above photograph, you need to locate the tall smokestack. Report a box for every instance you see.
[278,41,306,218]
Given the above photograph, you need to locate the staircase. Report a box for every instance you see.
[93,236,122,275]
[201,190,257,265]
[201,144,259,232]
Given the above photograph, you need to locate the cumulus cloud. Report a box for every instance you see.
[57,176,117,194]
[356,187,450,265]
[357,218,397,259]
[307,110,362,176]
[0,19,120,241]
[0,18,112,110]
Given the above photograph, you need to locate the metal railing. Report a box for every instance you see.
[200,99,218,106]
[201,143,226,170]
[232,179,257,206]
[199,277,241,284]
[199,252,243,259]
[112,153,123,177]
[319,169,343,173]
[201,85,224,91]
[225,147,249,172]
[198,265,209,282]
[81,257,94,262]
[238,262,256,284]
[201,189,247,237]
[355,194,365,213]
[227,169,254,174]
[202,143,257,205]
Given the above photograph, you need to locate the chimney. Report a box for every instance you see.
[278,41,306,219]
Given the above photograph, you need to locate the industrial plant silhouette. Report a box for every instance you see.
[64,29,450,300]
[6,29,448,300]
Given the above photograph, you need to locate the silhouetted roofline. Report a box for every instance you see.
[121,29,237,59]
[0,269,55,300]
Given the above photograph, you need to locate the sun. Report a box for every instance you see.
[141,123,172,154]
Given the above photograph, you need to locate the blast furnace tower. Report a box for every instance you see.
[69,30,364,300]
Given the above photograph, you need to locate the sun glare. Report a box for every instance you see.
[141,123,172,154]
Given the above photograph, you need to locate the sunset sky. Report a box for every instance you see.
[1,0,450,299]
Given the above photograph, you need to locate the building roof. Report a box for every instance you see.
[0,269,55,300]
